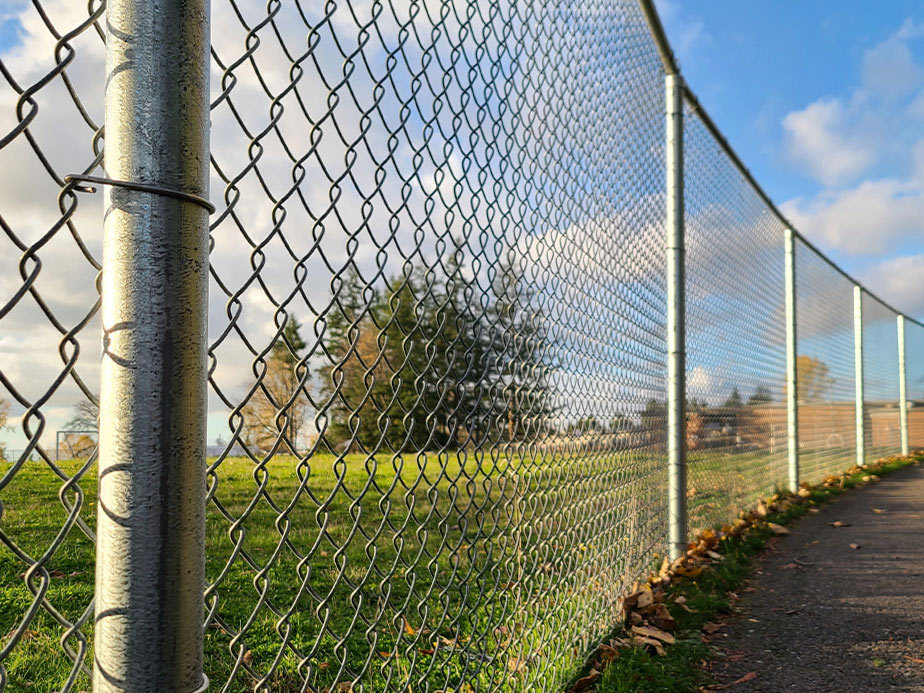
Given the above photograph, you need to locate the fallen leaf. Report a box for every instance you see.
[849,543,861,550]
[242,650,253,666]
[872,508,886,514]
[507,657,527,673]
[905,655,924,665]
[767,523,789,535]
[636,588,654,609]
[648,603,677,631]
[631,625,675,644]
[702,622,722,634]
[417,648,434,656]
[830,521,850,527]
[633,636,666,656]
[733,672,757,685]
[597,644,620,664]
[571,668,600,691]
[797,487,811,497]
[403,620,416,636]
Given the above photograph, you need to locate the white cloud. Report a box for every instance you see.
[782,175,924,256]
[687,366,711,394]
[862,22,924,99]
[781,98,875,186]
[780,18,924,321]
[860,253,924,319]
[781,20,924,187]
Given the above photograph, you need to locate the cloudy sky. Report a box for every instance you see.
[657,0,924,321]
[2,0,922,456]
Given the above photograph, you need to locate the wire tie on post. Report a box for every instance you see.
[64,173,216,214]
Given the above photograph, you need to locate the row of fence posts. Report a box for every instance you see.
[87,1,915,689]
[663,68,913,562]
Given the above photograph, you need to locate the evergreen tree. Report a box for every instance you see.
[747,386,772,405]
[723,387,742,409]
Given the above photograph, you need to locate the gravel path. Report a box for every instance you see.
[711,462,924,692]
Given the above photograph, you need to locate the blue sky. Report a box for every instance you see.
[657,0,924,320]
[2,0,923,456]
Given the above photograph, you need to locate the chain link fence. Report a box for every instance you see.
[0,0,922,691]
[683,103,789,535]
[793,240,861,485]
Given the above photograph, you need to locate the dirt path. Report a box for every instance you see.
[713,462,924,692]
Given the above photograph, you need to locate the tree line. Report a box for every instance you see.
[238,262,553,455]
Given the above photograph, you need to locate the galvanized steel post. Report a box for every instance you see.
[784,229,799,492]
[898,315,909,456]
[94,0,210,688]
[665,72,687,561]
[853,286,865,468]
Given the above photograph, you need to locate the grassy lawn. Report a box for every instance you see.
[0,448,669,692]
[0,443,871,692]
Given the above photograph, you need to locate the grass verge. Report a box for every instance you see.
[573,451,924,693]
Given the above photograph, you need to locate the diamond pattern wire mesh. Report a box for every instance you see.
[203,0,668,690]
[862,292,902,463]
[907,320,924,449]
[0,0,105,689]
[682,102,788,534]
[1,0,923,691]
[793,241,858,484]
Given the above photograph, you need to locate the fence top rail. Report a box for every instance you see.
[636,0,924,330]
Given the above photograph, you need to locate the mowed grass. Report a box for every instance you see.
[0,448,668,692]
[686,446,857,534]
[0,444,864,692]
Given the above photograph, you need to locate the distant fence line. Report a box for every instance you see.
[0,0,922,691]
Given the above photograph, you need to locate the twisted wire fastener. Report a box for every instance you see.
[64,173,216,214]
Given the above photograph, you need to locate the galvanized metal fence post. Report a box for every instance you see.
[665,72,687,561]
[898,315,909,456]
[853,285,865,467]
[784,228,799,492]
[94,0,211,689]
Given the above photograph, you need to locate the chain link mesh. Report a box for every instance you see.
[793,241,859,484]
[862,292,902,462]
[907,320,924,449]
[682,103,788,533]
[0,0,105,688]
[204,0,667,690]
[1,0,923,690]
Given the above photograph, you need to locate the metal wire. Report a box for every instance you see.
[0,0,105,689]
[861,292,902,463]
[907,320,924,449]
[794,240,859,484]
[682,102,789,533]
[204,1,667,690]
[0,0,922,690]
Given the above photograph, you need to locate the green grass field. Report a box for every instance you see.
[0,445,859,692]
